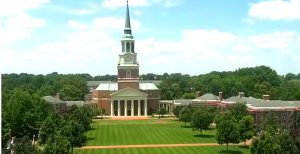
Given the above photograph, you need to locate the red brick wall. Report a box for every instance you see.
[118,69,139,78]
[118,81,139,90]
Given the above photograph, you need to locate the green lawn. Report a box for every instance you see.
[81,119,250,154]
[75,146,249,154]
[85,119,217,146]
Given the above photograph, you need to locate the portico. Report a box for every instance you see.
[110,87,148,117]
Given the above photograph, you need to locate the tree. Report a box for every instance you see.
[6,89,38,137]
[238,115,254,145]
[44,131,71,154]
[172,106,182,118]
[228,103,248,121]
[278,132,299,154]
[60,85,82,101]
[190,109,214,135]
[179,107,192,126]
[61,120,86,153]
[216,112,240,151]
[13,136,36,154]
[69,106,93,132]
[157,107,167,119]
[39,114,60,144]
[250,133,282,154]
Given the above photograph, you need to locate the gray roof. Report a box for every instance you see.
[42,96,65,104]
[95,82,159,91]
[225,96,300,109]
[174,99,193,106]
[87,81,106,87]
[194,93,219,101]
[65,101,85,107]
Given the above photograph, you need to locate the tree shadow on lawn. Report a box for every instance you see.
[219,150,243,154]
[238,145,249,149]
[193,134,214,138]
[86,137,95,141]
[181,125,192,128]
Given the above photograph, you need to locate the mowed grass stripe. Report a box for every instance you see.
[86,119,217,146]
[75,146,249,154]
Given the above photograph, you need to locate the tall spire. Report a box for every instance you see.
[124,0,132,36]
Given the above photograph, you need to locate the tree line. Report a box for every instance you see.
[158,66,300,100]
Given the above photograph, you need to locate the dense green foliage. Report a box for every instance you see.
[157,107,167,119]
[2,73,87,101]
[158,66,300,100]
[44,131,71,154]
[215,111,240,151]
[238,115,254,145]
[179,107,192,126]
[190,108,214,134]
[172,106,183,118]
[251,116,300,154]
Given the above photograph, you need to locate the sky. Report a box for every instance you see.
[0,0,300,76]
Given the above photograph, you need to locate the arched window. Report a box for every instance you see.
[126,42,130,52]
[122,42,125,52]
[126,70,131,78]
[131,42,134,53]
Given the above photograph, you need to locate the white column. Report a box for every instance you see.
[138,100,141,116]
[118,100,120,116]
[144,99,147,116]
[125,100,127,116]
[131,100,134,116]
[111,100,114,116]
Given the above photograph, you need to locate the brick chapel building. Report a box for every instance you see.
[91,1,160,117]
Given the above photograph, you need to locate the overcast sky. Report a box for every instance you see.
[1,0,300,76]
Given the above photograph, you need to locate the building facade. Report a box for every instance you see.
[91,1,160,117]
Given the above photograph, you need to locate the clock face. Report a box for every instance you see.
[125,55,132,62]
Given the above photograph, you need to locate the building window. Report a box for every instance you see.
[126,70,131,78]
[126,42,130,52]
[122,42,125,52]
[131,42,134,53]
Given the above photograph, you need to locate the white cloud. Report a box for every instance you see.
[138,29,300,74]
[68,20,89,30]
[249,0,300,20]
[134,10,143,16]
[0,0,49,16]
[0,0,48,45]
[248,31,297,49]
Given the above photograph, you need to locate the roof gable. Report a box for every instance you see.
[111,87,148,97]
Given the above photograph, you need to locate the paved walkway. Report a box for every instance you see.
[78,142,250,150]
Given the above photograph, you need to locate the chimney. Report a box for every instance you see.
[263,95,270,101]
[196,91,201,98]
[219,92,223,101]
[238,92,245,98]
[55,93,60,99]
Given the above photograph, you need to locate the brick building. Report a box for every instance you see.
[90,1,160,117]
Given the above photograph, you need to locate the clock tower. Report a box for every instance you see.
[117,0,139,90]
